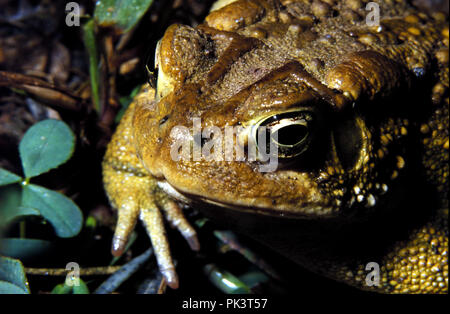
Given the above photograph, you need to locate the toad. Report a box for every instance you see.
[103,0,448,293]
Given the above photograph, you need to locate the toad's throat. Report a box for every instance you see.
[156,180,335,218]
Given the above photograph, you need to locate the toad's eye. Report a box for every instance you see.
[252,110,315,159]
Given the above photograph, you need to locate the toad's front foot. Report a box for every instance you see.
[108,175,200,289]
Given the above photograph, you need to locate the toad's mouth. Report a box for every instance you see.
[156,179,335,219]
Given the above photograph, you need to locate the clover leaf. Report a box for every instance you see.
[94,0,154,33]
[0,168,22,187]
[21,184,82,238]
[0,256,30,294]
[0,119,82,238]
[19,119,75,179]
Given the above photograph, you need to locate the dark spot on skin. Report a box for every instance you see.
[159,115,170,125]
[432,246,439,254]
[252,67,264,76]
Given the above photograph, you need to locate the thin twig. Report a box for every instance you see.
[0,71,84,112]
[25,266,122,276]
[94,248,153,294]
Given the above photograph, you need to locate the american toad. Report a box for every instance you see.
[103,0,448,293]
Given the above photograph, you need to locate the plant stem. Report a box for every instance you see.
[25,266,122,276]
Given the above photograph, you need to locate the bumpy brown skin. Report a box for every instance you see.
[103,0,448,293]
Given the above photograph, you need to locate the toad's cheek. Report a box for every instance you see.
[155,164,336,218]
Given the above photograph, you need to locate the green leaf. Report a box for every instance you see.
[51,279,89,294]
[239,270,269,288]
[19,120,75,179]
[0,281,28,294]
[82,19,101,112]
[0,238,52,260]
[94,0,154,33]
[0,168,22,187]
[203,264,251,294]
[51,283,73,294]
[85,215,97,229]
[0,256,30,294]
[73,279,90,294]
[4,206,41,225]
[22,184,83,238]
[0,186,40,228]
